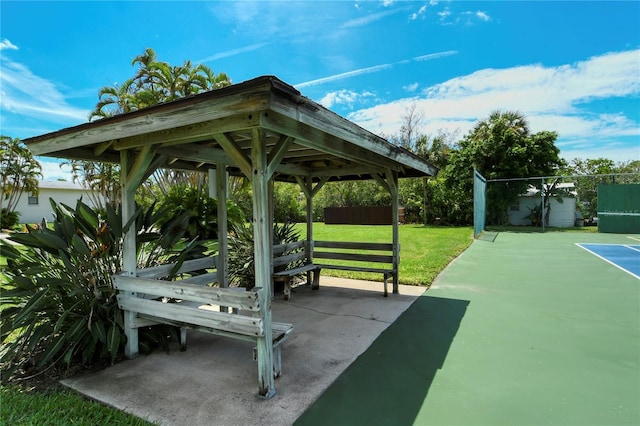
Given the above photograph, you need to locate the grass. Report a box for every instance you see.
[1,384,156,426]
[298,223,474,286]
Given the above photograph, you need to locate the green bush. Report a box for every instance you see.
[228,222,302,289]
[0,198,206,381]
[157,185,245,240]
[1,208,20,230]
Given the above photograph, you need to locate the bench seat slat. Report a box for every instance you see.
[273,263,319,277]
[118,296,264,337]
[314,263,393,275]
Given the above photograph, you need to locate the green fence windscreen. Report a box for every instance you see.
[474,169,486,238]
[597,184,640,233]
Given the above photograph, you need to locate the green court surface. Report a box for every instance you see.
[295,231,640,426]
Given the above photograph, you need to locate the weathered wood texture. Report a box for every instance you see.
[272,240,396,298]
[313,240,396,297]
[24,76,437,183]
[112,257,293,395]
[272,240,321,300]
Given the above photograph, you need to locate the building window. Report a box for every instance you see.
[28,194,39,205]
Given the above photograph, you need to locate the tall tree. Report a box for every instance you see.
[83,48,232,205]
[0,136,42,223]
[89,78,140,120]
[89,48,231,120]
[444,111,564,225]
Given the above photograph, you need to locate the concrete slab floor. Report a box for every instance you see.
[61,277,425,426]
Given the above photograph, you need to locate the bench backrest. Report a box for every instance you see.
[272,240,309,269]
[313,240,395,265]
[135,256,218,280]
[114,255,266,338]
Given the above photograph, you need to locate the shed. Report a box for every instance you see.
[23,75,437,397]
[508,183,577,227]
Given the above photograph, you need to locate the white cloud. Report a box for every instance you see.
[403,82,419,92]
[476,11,490,22]
[297,63,394,88]
[0,58,90,123]
[410,5,427,21]
[341,8,399,29]
[38,158,73,182]
[198,42,268,63]
[347,49,640,162]
[0,38,18,50]
[319,90,375,109]
[382,0,394,6]
[296,50,458,88]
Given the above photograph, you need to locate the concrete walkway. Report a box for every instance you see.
[62,277,425,426]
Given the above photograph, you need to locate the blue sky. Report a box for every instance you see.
[1,1,639,181]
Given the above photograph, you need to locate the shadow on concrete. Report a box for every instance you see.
[294,294,469,426]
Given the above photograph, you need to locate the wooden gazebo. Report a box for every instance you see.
[24,75,437,397]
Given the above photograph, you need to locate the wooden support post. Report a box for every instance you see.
[121,150,139,359]
[385,169,400,294]
[296,176,328,289]
[251,128,276,398]
[268,178,275,298]
[213,166,229,289]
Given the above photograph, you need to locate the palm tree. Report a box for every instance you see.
[0,136,42,216]
[89,78,139,120]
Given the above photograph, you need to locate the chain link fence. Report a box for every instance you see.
[474,172,640,235]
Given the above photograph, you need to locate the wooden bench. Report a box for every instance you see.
[272,240,321,300]
[112,257,294,384]
[272,240,397,298]
[313,240,396,297]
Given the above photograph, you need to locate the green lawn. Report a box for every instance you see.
[1,384,156,426]
[299,223,474,286]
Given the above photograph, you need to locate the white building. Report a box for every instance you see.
[14,181,105,225]
[508,183,578,227]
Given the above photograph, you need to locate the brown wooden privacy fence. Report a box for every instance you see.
[324,206,405,225]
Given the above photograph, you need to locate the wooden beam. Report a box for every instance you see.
[372,172,390,192]
[94,140,114,156]
[250,128,276,398]
[266,135,294,178]
[120,150,139,359]
[126,145,157,189]
[262,110,402,172]
[26,83,272,156]
[214,133,252,178]
[214,166,229,290]
[384,168,400,294]
[268,98,438,177]
[114,113,261,150]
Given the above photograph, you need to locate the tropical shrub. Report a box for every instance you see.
[156,184,245,240]
[1,208,20,230]
[228,222,302,289]
[0,198,207,381]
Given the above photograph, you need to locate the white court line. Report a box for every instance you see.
[627,236,640,242]
[575,243,640,280]
[624,245,640,253]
